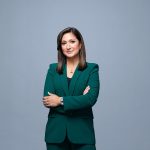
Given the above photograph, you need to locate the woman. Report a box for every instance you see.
[43,27,100,150]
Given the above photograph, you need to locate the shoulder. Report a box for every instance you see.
[86,62,99,70]
[48,63,58,72]
[49,63,58,68]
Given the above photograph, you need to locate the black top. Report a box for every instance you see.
[67,77,72,87]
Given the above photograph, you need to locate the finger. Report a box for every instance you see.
[83,90,87,95]
[43,102,47,106]
[84,88,89,92]
[86,87,90,90]
[43,99,49,104]
[43,96,49,99]
[86,86,90,89]
[43,101,47,105]
[87,85,90,88]
[43,97,46,100]
[43,98,47,101]
[85,86,90,90]
[84,89,88,92]
[83,87,90,95]
[83,92,87,95]
[45,101,50,106]
[43,100,46,103]
[45,103,49,106]
[43,97,48,101]
[86,87,90,91]
[43,100,47,103]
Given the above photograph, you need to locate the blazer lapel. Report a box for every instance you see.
[60,64,69,96]
[69,66,81,95]
[60,64,82,96]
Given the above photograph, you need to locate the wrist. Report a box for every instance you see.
[59,97,64,106]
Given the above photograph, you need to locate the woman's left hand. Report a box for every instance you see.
[43,92,61,108]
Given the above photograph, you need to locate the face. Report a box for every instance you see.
[61,32,81,59]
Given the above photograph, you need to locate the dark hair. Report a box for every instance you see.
[56,27,87,74]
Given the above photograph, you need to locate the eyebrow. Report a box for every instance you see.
[61,39,77,42]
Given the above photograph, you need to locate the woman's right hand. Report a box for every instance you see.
[83,86,90,95]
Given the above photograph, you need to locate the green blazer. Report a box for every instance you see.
[44,62,100,144]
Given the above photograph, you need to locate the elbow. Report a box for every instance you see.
[87,87,100,107]
[87,93,99,107]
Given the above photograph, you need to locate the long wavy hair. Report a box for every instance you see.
[56,27,87,74]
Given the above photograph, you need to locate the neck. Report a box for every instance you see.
[66,56,79,66]
[66,56,79,74]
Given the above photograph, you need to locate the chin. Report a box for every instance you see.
[66,56,74,59]
[64,53,79,59]
[65,54,75,58]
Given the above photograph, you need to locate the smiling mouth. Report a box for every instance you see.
[66,51,73,53]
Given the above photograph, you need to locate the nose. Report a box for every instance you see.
[66,43,71,49]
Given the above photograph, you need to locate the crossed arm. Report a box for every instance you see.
[42,86,90,108]
[43,63,99,111]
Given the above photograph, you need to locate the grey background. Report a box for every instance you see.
[0,0,150,150]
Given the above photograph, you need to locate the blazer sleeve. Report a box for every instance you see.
[63,64,100,111]
[43,64,55,97]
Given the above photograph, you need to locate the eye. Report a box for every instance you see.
[61,42,66,45]
[70,40,75,43]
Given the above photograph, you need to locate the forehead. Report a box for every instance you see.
[61,32,77,41]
